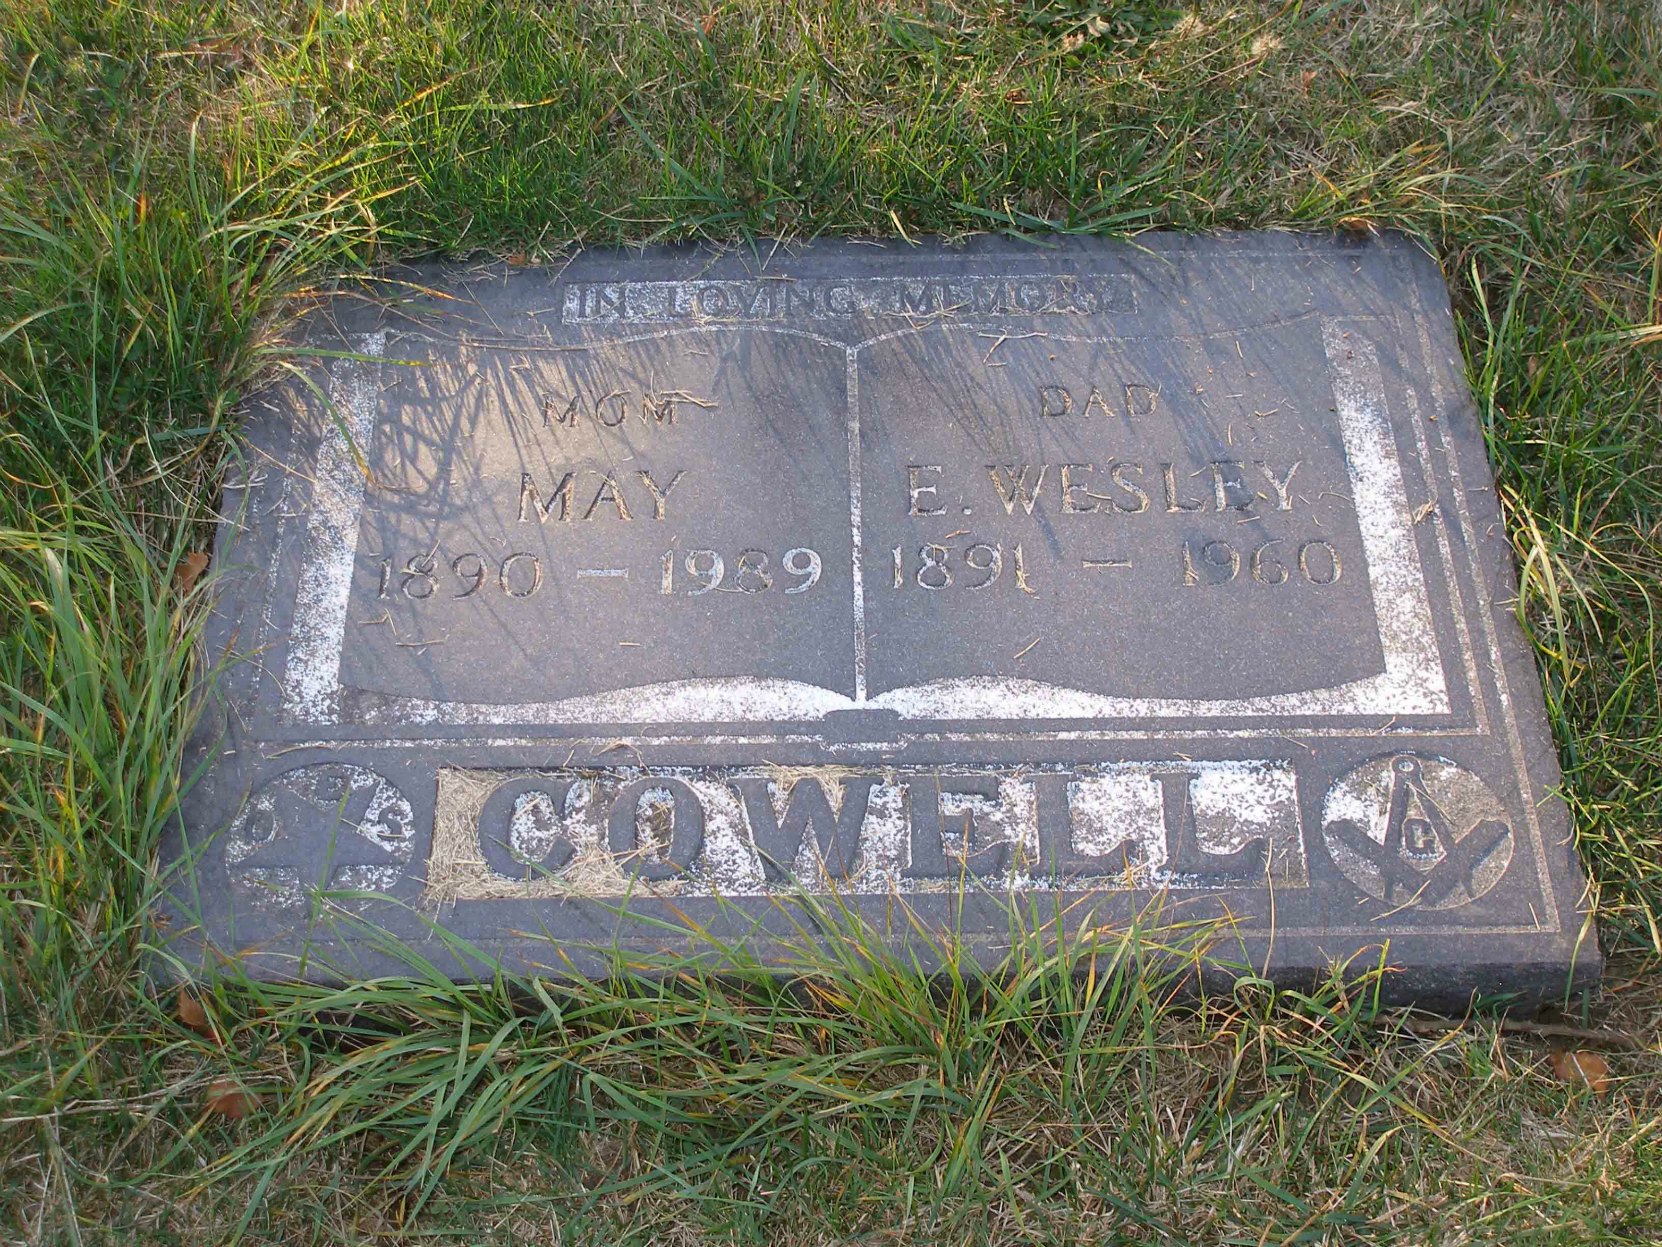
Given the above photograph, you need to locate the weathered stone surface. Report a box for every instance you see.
[160,233,1599,1006]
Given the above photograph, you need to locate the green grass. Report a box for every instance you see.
[2,0,1660,1241]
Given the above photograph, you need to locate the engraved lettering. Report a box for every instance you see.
[636,469,686,520]
[1181,538,1243,586]
[640,393,677,425]
[1208,460,1256,512]
[1081,387,1115,421]
[1157,773,1267,885]
[541,389,701,430]
[1298,539,1342,584]
[1250,541,1289,585]
[899,280,934,314]
[987,465,1047,516]
[499,552,542,597]
[401,553,437,599]
[606,778,705,880]
[684,550,724,595]
[1013,542,1035,594]
[1034,774,1144,878]
[1108,461,1150,513]
[908,465,946,516]
[381,550,546,599]
[1203,540,1240,582]
[963,543,1002,588]
[542,393,580,428]
[1060,464,1097,514]
[1181,538,1337,588]
[1125,383,1158,417]
[903,774,1007,879]
[519,471,577,523]
[1037,384,1073,418]
[561,275,1134,323]
[661,547,822,595]
[1161,463,1207,513]
[452,553,485,597]
[917,543,952,589]
[782,547,821,593]
[694,285,734,317]
[436,760,1312,903]
[1255,460,1300,511]
[733,777,880,881]
[891,541,1025,592]
[583,475,633,521]
[596,392,628,427]
[733,550,772,593]
[478,778,578,880]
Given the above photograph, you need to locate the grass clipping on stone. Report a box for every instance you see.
[1,0,1660,1241]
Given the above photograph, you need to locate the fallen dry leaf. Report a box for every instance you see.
[701,11,717,36]
[1549,1048,1611,1095]
[1336,216,1379,239]
[177,987,214,1038]
[174,550,210,596]
[204,1077,261,1120]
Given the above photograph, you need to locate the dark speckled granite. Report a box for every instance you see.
[157,233,1599,1009]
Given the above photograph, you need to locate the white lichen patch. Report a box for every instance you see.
[684,780,762,892]
[1067,770,1166,862]
[354,677,855,727]
[1189,760,1300,860]
[283,333,385,724]
[852,778,909,885]
[1317,320,1449,714]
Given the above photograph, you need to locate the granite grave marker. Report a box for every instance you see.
[162,233,1599,1005]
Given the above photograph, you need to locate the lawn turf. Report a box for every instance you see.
[2,1,1660,1242]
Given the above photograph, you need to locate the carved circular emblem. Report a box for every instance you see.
[1321,754,1514,910]
[226,764,415,913]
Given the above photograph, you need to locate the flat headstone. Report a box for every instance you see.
[162,233,1598,1006]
